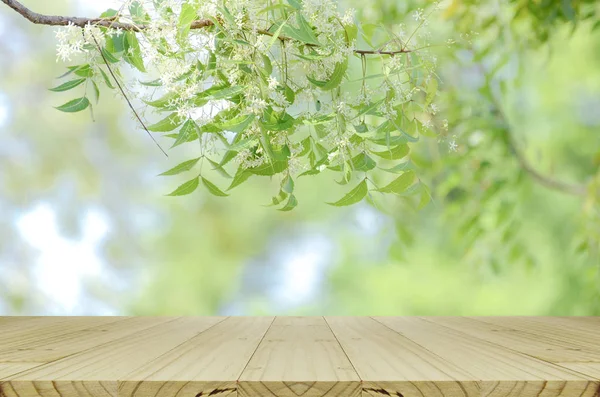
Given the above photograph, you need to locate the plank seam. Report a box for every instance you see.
[323,317,363,385]
[119,317,231,380]
[419,317,600,381]
[370,317,480,381]
[0,317,184,382]
[235,316,276,385]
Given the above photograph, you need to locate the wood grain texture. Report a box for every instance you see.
[425,317,600,363]
[374,317,599,397]
[326,317,480,397]
[0,317,598,397]
[120,316,273,397]
[239,317,360,397]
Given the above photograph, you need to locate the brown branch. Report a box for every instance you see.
[1,0,213,31]
[505,130,587,196]
[354,48,411,55]
[489,93,587,196]
[1,0,411,55]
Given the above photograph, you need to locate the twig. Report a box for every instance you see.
[354,48,411,56]
[489,90,587,196]
[1,0,212,31]
[91,35,168,157]
[1,0,413,55]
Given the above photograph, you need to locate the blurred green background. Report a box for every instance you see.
[0,0,599,316]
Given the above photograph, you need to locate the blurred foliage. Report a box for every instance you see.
[0,0,599,315]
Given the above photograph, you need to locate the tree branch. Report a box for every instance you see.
[1,0,411,56]
[490,95,587,196]
[505,130,587,196]
[1,0,213,30]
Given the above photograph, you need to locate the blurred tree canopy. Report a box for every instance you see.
[0,0,598,315]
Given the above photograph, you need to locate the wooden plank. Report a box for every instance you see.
[0,317,177,363]
[0,317,124,351]
[425,317,600,363]
[0,318,38,327]
[326,317,479,397]
[1,317,224,397]
[374,317,599,397]
[119,317,274,397]
[474,317,600,351]
[558,363,600,380]
[238,317,360,397]
[1,317,599,397]
[0,364,45,380]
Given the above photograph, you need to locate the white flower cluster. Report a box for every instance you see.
[55,22,106,62]
[52,0,446,204]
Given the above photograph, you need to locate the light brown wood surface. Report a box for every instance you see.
[0,317,598,397]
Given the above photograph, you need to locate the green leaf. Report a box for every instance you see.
[376,171,416,194]
[100,69,115,89]
[354,123,368,133]
[369,131,418,146]
[307,59,347,91]
[267,19,287,51]
[283,85,295,104]
[49,78,86,92]
[124,32,146,72]
[106,33,126,54]
[100,47,119,63]
[100,8,118,18]
[228,137,258,151]
[143,91,179,108]
[139,78,163,87]
[274,13,320,45]
[55,97,90,113]
[287,0,302,9]
[159,157,200,176]
[261,54,273,75]
[201,177,229,197]
[351,152,377,171]
[249,159,288,176]
[425,78,438,107]
[207,85,244,100]
[228,166,253,190]
[279,194,298,211]
[72,64,94,78]
[166,176,199,196]
[178,3,197,42]
[380,161,415,173]
[147,112,182,132]
[282,174,294,193]
[329,152,376,172]
[417,184,431,209]
[219,114,255,133]
[259,110,295,131]
[91,81,100,104]
[327,179,368,206]
[208,159,232,179]
[172,120,199,148]
[371,144,409,160]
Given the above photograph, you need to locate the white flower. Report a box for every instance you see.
[318,164,327,172]
[267,76,279,90]
[430,103,439,115]
[248,97,268,115]
[56,43,73,62]
[341,9,355,25]
[448,136,458,152]
[413,9,424,21]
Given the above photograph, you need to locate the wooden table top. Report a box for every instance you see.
[0,317,598,397]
